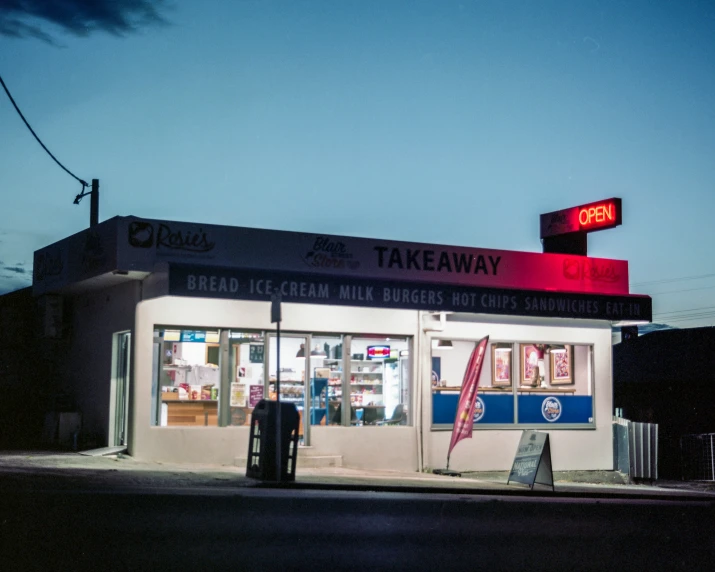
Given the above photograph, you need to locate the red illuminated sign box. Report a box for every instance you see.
[367,345,391,360]
[540,198,622,239]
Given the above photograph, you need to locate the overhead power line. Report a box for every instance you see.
[630,272,715,288]
[0,73,87,189]
[657,313,715,324]
[648,284,715,296]
[654,305,715,318]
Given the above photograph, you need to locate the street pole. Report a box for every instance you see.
[271,291,282,481]
[90,178,99,227]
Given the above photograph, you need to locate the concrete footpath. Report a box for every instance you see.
[1,450,713,499]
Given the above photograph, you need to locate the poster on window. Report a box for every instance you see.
[491,345,512,387]
[249,344,265,364]
[249,385,264,407]
[230,382,246,407]
[520,344,541,386]
[549,346,573,385]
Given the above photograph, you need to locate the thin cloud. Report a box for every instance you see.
[0,13,60,45]
[0,0,170,44]
[0,274,31,294]
[3,265,28,274]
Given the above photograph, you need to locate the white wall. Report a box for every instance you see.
[131,296,421,469]
[423,314,613,472]
[129,296,615,472]
[65,281,141,444]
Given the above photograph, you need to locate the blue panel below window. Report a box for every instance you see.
[517,395,593,424]
[432,393,514,425]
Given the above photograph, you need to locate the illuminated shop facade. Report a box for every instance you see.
[33,214,651,472]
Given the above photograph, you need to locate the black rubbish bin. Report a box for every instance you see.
[246,399,300,482]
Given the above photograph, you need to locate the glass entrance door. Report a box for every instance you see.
[267,334,308,443]
[113,332,131,446]
[227,331,266,427]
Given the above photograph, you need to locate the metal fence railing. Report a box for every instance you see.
[613,416,658,482]
[680,433,715,482]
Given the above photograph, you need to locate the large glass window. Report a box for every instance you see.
[431,339,594,428]
[153,328,221,427]
[151,326,412,430]
[346,337,411,426]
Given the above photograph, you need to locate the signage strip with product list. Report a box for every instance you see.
[168,264,652,322]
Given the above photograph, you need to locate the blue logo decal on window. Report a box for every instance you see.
[541,396,562,422]
[473,397,486,423]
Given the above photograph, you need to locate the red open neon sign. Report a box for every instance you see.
[578,200,618,230]
[540,198,622,238]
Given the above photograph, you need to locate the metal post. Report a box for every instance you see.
[271,290,282,481]
[90,178,99,227]
[276,320,281,402]
[275,318,282,480]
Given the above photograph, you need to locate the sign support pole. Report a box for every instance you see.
[271,291,282,481]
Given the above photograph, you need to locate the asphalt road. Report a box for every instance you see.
[1,485,714,572]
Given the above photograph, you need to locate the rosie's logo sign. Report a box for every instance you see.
[128,221,154,248]
[128,221,216,253]
[563,259,620,283]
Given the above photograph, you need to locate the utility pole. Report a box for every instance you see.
[74,178,100,227]
[90,178,99,227]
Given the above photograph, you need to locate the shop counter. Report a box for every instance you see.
[162,399,218,426]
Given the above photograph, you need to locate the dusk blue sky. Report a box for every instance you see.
[1,1,714,327]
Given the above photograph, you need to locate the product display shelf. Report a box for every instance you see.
[274,379,304,403]
[327,359,384,405]
[310,378,329,425]
[325,359,383,367]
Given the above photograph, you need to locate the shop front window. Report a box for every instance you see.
[151,327,412,430]
[344,337,411,427]
[307,335,343,428]
[229,331,266,427]
[263,333,411,430]
[431,340,594,428]
[153,328,221,427]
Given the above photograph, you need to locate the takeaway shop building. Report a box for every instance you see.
[31,210,651,472]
